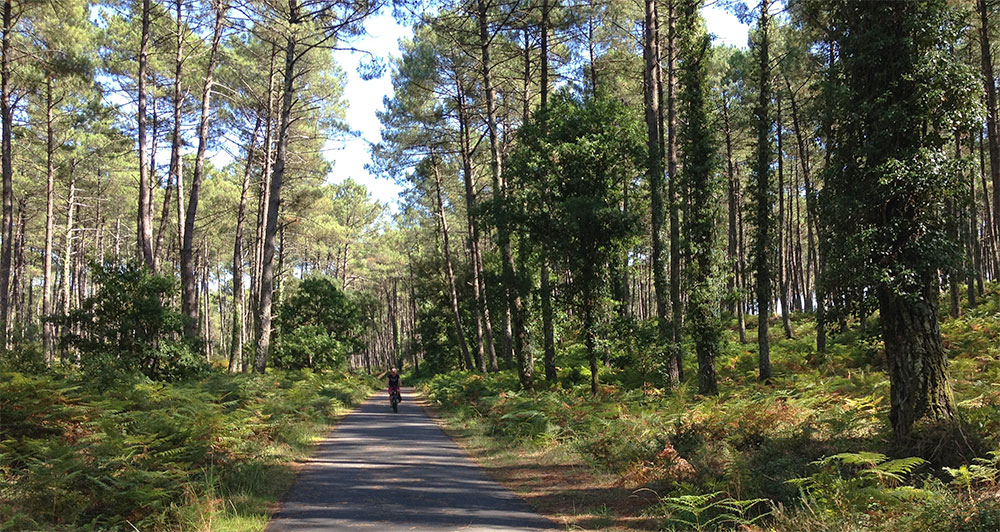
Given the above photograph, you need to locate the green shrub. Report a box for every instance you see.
[0,341,47,374]
[273,325,346,371]
[52,260,206,387]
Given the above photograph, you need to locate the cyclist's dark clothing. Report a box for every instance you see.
[388,374,401,388]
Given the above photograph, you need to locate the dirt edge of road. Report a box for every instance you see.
[415,392,662,532]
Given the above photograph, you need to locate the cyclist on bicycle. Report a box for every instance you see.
[387,368,401,402]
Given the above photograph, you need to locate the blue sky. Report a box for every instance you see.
[327,6,751,209]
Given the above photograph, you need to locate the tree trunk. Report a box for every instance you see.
[879,279,955,439]
[181,0,227,338]
[776,96,793,338]
[587,15,598,94]
[539,0,556,383]
[43,77,56,363]
[645,0,673,386]
[666,0,683,383]
[276,223,286,306]
[792,157,807,311]
[970,132,985,298]
[431,154,474,371]
[255,10,297,374]
[723,93,737,314]
[977,0,1000,242]
[736,174,748,343]
[785,78,816,313]
[457,82,495,372]
[583,280,599,395]
[391,279,401,370]
[723,93,747,344]
[979,128,999,281]
[136,0,155,269]
[153,159,173,268]
[408,256,420,374]
[202,245,213,362]
[754,0,772,381]
[231,113,260,373]
[949,137,963,318]
[170,0,186,277]
[148,89,158,235]
[251,46,277,364]
[11,200,23,336]
[478,0,529,388]
[0,0,15,345]
[815,41,837,355]
[61,173,76,320]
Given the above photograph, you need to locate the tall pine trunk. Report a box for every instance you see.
[977,0,1000,241]
[181,0,227,338]
[644,0,672,386]
[255,8,297,373]
[723,93,747,344]
[61,173,76,322]
[457,82,495,372]
[136,0,155,269]
[0,0,13,345]
[785,79,816,313]
[754,0,772,381]
[170,0,185,277]
[230,113,260,372]
[251,47,277,366]
[43,77,56,363]
[430,154,473,370]
[776,96,793,338]
[539,0,556,383]
[666,0,683,383]
[478,0,530,389]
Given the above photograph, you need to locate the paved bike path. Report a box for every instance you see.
[265,387,557,532]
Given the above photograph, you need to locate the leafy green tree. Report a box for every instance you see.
[274,276,361,370]
[510,93,643,394]
[246,0,379,374]
[820,0,978,438]
[55,260,203,387]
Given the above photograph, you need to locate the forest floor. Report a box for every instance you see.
[419,288,1000,532]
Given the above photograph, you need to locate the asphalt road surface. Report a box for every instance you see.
[265,387,557,532]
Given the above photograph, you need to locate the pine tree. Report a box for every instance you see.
[821,0,975,438]
[677,1,721,396]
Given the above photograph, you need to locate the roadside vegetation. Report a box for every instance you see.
[0,264,378,532]
[1,369,375,532]
[419,290,1000,532]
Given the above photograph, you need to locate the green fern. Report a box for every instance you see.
[652,490,772,531]
[787,451,931,517]
[944,450,1000,500]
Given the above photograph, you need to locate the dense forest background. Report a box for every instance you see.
[3,0,1000,530]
